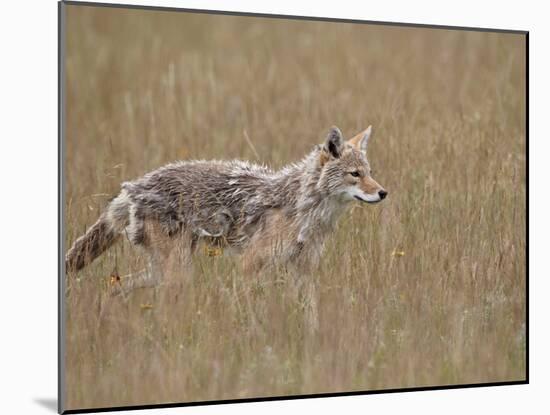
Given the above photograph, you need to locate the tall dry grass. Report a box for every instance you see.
[63,4,526,411]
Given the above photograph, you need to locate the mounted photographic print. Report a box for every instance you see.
[59,1,528,413]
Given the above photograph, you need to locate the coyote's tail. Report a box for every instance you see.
[65,192,130,273]
[65,215,119,272]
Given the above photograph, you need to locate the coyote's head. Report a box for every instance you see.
[318,126,387,204]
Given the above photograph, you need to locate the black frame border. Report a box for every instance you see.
[58,1,529,413]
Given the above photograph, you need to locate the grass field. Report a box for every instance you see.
[63,4,526,411]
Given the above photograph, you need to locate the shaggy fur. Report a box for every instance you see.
[66,126,387,290]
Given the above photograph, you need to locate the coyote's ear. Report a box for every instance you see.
[323,126,344,159]
[348,125,372,153]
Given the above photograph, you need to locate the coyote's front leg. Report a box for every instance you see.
[242,233,320,332]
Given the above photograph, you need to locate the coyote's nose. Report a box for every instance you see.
[378,190,388,200]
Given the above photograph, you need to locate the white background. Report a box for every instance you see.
[0,0,543,413]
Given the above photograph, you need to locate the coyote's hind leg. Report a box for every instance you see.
[110,218,181,296]
[110,220,195,297]
[109,246,170,297]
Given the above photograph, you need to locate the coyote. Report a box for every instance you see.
[66,126,387,292]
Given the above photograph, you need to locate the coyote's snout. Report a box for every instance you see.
[66,125,387,292]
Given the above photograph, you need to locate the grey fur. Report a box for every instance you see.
[65,126,386,289]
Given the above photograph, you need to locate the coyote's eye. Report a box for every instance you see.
[349,171,360,178]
